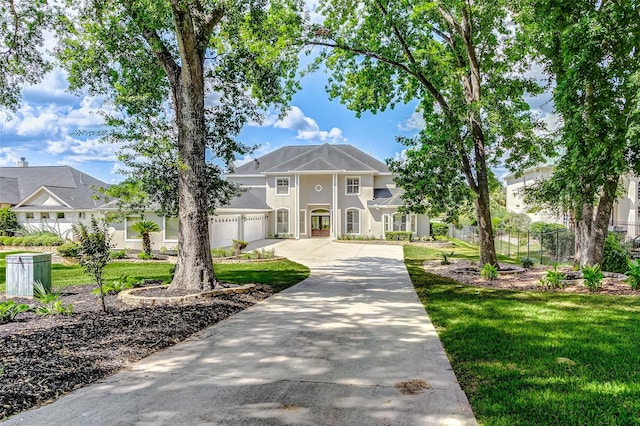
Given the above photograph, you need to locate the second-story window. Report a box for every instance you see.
[346,177,360,195]
[276,177,290,195]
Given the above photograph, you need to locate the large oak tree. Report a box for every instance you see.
[56,0,304,290]
[515,0,640,267]
[309,0,548,266]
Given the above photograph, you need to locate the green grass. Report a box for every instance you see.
[215,259,309,293]
[405,244,640,425]
[0,253,309,294]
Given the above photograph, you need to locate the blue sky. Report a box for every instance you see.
[0,64,424,184]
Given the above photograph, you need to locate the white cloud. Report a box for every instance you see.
[398,111,425,131]
[0,148,22,167]
[267,106,347,142]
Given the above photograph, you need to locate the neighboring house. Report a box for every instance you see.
[0,158,110,239]
[225,143,430,240]
[504,166,640,237]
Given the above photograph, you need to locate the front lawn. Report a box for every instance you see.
[0,253,309,294]
[405,245,640,425]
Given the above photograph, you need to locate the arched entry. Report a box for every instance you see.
[311,209,331,237]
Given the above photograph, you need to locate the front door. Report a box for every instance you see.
[311,215,330,237]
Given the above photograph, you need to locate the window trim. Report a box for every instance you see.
[275,177,290,196]
[40,212,50,220]
[125,216,143,241]
[392,212,407,232]
[345,208,361,235]
[275,208,290,235]
[345,176,360,195]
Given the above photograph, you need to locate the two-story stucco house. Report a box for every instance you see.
[225,143,430,240]
[505,166,640,237]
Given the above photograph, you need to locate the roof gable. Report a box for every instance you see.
[0,165,109,209]
[15,187,71,209]
[234,143,390,175]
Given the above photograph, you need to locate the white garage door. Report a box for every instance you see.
[243,214,264,242]
[209,215,240,248]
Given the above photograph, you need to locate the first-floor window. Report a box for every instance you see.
[41,212,50,220]
[346,209,360,234]
[393,213,407,231]
[56,212,65,219]
[164,217,179,241]
[276,209,289,234]
[26,212,34,220]
[125,216,142,240]
[383,214,391,232]
[299,210,306,235]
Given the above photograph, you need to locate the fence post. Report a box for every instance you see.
[556,229,559,263]
[540,232,543,265]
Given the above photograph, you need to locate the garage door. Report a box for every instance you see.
[243,214,264,242]
[209,215,240,248]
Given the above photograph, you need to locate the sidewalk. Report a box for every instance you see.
[4,239,476,425]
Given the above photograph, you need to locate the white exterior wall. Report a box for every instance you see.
[505,166,566,225]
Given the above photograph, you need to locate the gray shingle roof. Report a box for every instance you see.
[367,187,404,207]
[234,143,390,174]
[225,188,270,210]
[0,165,110,209]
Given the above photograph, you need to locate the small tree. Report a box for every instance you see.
[0,208,18,236]
[74,218,111,312]
[131,220,160,257]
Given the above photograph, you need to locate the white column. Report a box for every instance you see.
[332,173,338,238]
[294,174,300,239]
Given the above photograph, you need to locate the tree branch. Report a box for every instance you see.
[1,0,20,56]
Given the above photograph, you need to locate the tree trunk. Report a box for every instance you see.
[142,233,152,256]
[167,4,217,291]
[576,178,618,267]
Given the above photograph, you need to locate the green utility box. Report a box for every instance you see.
[5,253,52,297]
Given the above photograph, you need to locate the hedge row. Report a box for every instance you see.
[0,234,64,246]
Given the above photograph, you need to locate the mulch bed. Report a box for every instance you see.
[0,284,272,421]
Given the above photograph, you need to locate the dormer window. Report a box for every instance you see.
[276,177,290,195]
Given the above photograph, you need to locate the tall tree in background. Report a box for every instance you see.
[57,0,303,291]
[0,0,51,110]
[309,0,548,266]
[515,1,640,267]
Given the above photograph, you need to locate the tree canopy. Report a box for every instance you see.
[54,0,305,290]
[309,0,550,265]
[514,0,640,266]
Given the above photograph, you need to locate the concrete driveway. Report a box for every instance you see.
[4,239,476,425]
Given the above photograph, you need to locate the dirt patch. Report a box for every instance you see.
[425,259,639,295]
[395,379,432,395]
[0,284,271,421]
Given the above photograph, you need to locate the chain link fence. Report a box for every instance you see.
[450,222,640,265]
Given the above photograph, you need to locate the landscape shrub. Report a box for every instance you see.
[33,280,73,316]
[0,207,18,236]
[480,263,498,280]
[0,300,30,323]
[385,231,413,241]
[602,232,630,273]
[625,260,640,290]
[538,263,566,289]
[0,232,64,247]
[92,275,143,295]
[137,252,154,260]
[520,257,535,269]
[582,264,604,292]
[57,242,80,258]
[233,239,248,256]
[430,222,449,237]
[109,250,127,259]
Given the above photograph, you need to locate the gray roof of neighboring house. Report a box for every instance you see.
[0,165,110,209]
[234,143,390,174]
[367,187,404,207]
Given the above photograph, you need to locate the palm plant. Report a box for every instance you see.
[131,220,160,256]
